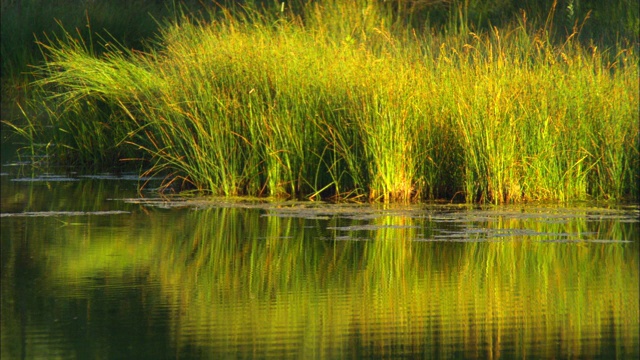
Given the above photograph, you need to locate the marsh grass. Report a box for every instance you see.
[15,0,640,202]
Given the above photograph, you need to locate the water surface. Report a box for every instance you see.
[1,160,638,359]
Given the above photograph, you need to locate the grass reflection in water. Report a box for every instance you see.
[2,204,638,359]
[147,207,638,359]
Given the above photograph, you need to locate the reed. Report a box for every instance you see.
[14,0,639,202]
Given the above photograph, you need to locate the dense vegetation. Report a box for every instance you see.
[2,0,638,203]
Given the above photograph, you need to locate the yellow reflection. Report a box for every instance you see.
[147,208,638,358]
[2,206,638,359]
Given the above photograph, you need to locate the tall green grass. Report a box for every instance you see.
[14,0,640,202]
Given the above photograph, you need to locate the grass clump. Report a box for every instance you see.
[13,0,640,203]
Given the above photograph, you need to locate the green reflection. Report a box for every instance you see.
[1,203,638,359]
[148,208,639,358]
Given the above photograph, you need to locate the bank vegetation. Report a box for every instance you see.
[4,0,639,202]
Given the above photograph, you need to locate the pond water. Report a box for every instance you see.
[1,152,638,359]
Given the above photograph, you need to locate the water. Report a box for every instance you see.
[1,157,638,359]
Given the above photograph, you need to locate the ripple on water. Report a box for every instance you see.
[0,210,130,217]
[11,176,80,182]
[78,174,159,181]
